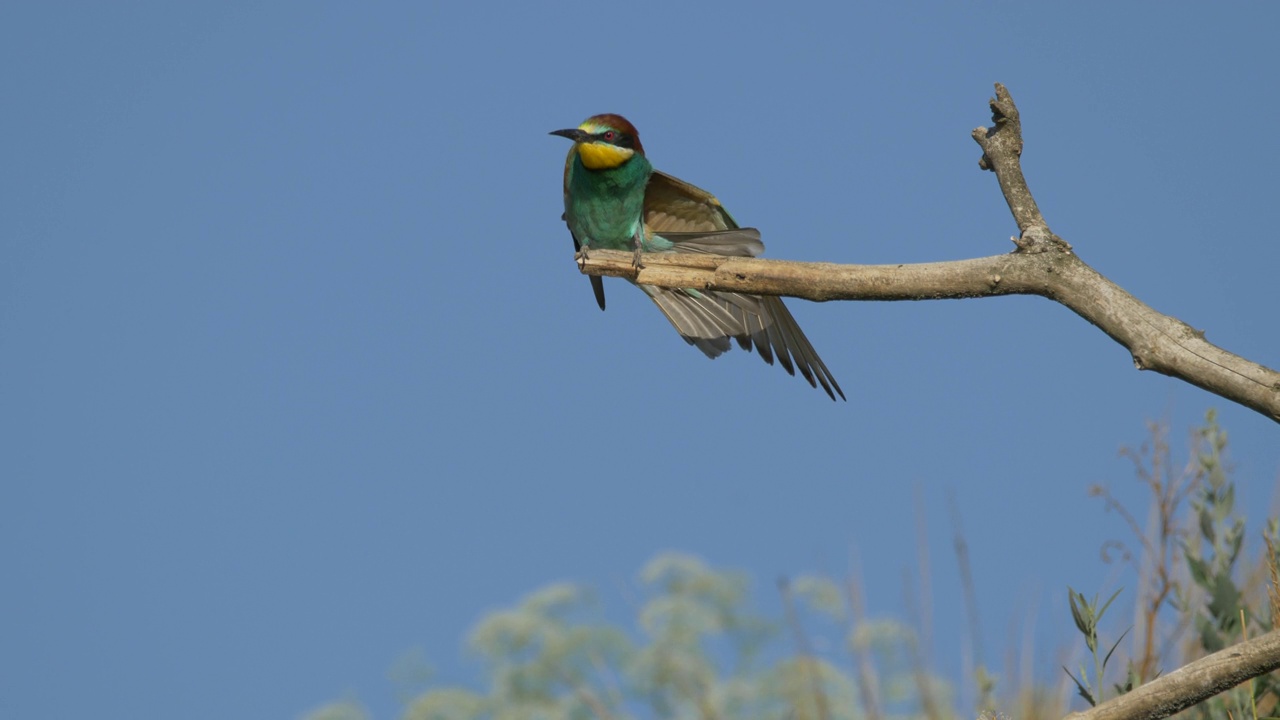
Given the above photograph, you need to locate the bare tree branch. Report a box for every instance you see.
[974,83,1055,242]
[1062,629,1280,720]
[577,83,1280,424]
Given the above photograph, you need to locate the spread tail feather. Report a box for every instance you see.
[640,285,844,401]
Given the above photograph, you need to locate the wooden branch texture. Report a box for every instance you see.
[1063,630,1280,720]
[577,84,1280,423]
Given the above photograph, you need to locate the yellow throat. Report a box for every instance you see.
[576,141,634,170]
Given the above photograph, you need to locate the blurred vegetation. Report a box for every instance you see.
[304,411,1279,720]
[1077,410,1280,718]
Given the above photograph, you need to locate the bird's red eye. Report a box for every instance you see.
[603,131,615,141]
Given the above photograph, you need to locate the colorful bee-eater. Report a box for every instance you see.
[551,114,844,401]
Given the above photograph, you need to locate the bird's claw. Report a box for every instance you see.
[630,230,648,271]
[575,246,590,271]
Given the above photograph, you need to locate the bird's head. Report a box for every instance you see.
[549,114,645,170]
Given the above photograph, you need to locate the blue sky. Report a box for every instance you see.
[3,2,1278,718]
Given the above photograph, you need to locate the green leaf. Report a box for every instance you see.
[1229,522,1245,564]
[1207,571,1243,628]
[1096,588,1123,621]
[1185,553,1210,588]
[1200,508,1216,544]
[1063,666,1096,707]
[1068,588,1090,636]
[1103,626,1131,670]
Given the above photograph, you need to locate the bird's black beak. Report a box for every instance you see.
[549,128,588,142]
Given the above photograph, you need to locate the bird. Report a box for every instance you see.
[550,113,844,401]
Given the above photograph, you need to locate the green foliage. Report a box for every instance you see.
[306,410,1278,720]
[789,577,845,621]
[1063,587,1127,707]
[402,689,487,720]
[1078,409,1280,720]
[466,582,631,720]
[1173,411,1280,720]
[302,699,373,720]
[1182,410,1251,652]
[385,551,953,720]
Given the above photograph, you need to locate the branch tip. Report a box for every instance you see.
[988,83,1019,126]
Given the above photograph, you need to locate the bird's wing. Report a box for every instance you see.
[644,170,743,233]
[640,170,844,401]
[654,229,764,257]
[563,149,606,310]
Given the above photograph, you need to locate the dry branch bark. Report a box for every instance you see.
[1062,629,1280,720]
[576,84,1280,424]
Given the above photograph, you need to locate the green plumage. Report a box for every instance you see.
[563,149,653,252]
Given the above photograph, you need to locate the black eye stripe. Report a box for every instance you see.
[597,131,633,149]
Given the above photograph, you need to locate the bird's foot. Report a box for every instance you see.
[631,230,648,271]
[575,246,590,271]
